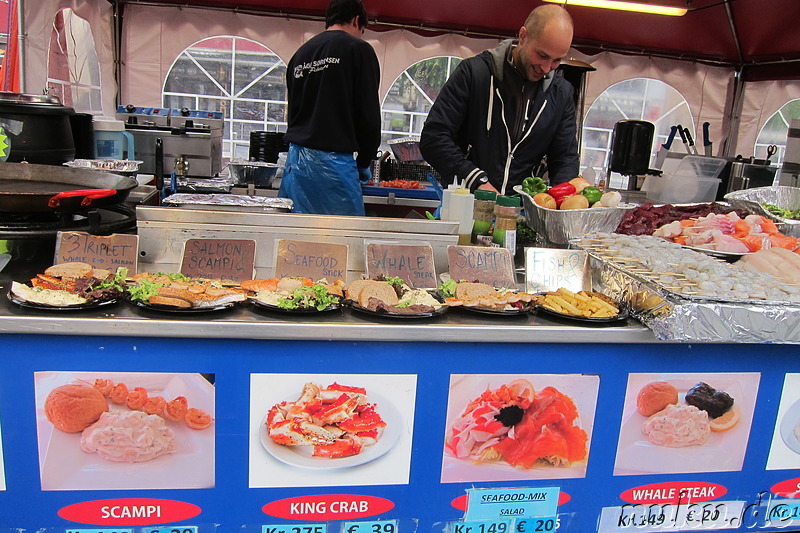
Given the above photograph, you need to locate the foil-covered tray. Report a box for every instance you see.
[514,185,635,245]
[724,186,800,237]
[571,233,800,343]
[163,193,293,212]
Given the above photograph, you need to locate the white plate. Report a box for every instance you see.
[36,372,215,490]
[614,377,751,475]
[780,399,800,454]
[259,390,401,469]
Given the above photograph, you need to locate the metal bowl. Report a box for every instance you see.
[724,185,800,237]
[227,160,280,187]
[514,185,635,245]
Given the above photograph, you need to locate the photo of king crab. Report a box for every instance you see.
[266,382,387,458]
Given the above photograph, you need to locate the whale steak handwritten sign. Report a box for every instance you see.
[180,238,256,282]
[365,242,436,288]
[56,231,139,275]
[525,248,590,293]
[447,245,515,288]
[275,239,348,281]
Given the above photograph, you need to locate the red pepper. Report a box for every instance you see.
[547,182,576,200]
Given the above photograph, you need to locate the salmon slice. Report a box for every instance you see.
[769,233,799,250]
[737,234,766,252]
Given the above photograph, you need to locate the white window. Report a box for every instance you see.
[582,78,693,179]
[163,36,287,161]
[46,8,102,113]
[755,99,800,165]
[380,56,462,153]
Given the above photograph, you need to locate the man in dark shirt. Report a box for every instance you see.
[279,0,381,215]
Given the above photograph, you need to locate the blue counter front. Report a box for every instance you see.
[0,320,799,533]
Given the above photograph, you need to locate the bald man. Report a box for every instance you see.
[420,5,580,194]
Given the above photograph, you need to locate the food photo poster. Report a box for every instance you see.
[441,373,600,483]
[249,373,417,488]
[614,372,759,476]
[766,373,800,470]
[34,371,216,491]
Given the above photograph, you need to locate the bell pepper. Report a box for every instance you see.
[522,176,548,195]
[547,182,576,202]
[580,186,603,205]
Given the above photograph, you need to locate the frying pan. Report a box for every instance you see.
[0,162,138,212]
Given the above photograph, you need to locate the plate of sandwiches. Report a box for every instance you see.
[345,278,448,319]
[126,272,247,312]
[440,282,535,316]
[8,262,126,310]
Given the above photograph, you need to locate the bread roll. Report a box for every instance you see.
[45,384,109,433]
[357,281,399,307]
[455,282,496,301]
[637,381,679,416]
[345,279,373,301]
[44,262,93,279]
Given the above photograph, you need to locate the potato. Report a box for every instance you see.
[533,192,557,209]
[559,194,590,210]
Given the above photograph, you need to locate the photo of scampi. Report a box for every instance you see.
[766,373,800,470]
[34,371,215,491]
[614,372,759,476]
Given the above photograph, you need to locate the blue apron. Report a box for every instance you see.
[278,144,365,216]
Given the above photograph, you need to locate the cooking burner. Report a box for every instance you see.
[0,204,136,238]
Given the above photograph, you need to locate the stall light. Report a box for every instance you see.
[544,0,687,16]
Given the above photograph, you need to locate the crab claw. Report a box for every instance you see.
[268,418,337,446]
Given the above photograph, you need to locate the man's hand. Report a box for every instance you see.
[477,182,499,193]
[358,166,372,183]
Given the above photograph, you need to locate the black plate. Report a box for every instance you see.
[131,299,235,313]
[456,302,535,316]
[535,302,630,323]
[251,298,341,313]
[348,301,448,319]
[7,290,119,311]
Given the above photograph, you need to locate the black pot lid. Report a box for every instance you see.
[0,92,64,106]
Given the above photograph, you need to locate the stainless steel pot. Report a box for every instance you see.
[0,92,76,164]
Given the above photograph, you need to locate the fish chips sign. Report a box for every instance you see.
[447,245,515,289]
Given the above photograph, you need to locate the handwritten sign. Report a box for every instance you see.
[275,239,348,281]
[180,238,256,282]
[597,500,747,531]
[365,242,436,288]
[447,245,515,289]
[55,231,139,275]
[525,248,590,293]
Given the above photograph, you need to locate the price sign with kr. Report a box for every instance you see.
[343,519,397,533]
[263,524,328,533]
[66,529,133,533]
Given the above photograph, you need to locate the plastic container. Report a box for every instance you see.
[471,189,496,245]
[444,187,474,245]
[93,117,135,160]
[642,155,727,204]
[492,195,520,255]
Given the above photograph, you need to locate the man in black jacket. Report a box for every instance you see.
[279,0,381,215]
[420,5,579,195]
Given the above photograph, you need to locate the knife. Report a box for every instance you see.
[683,127,699,155]
[654,125,678,169]
[702,122,712,156]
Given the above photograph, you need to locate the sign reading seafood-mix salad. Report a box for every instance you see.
[249,373,416,489]
[441,374,599,483]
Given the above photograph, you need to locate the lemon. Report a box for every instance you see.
[507,378,536,402]
[710,407,740,432]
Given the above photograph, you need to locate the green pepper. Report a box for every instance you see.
[581,186,603,205]
[522,176,547,195]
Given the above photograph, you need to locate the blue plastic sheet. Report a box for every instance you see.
[278,144,365,216]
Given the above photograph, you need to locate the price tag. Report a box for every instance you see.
[263,524,328,533]
[450,519,512,533]
[466,488,560,522]
[56,231,139,275]
[342,519,397,533]
[146,528,198,533]
[365,242,436,288]
[65,529,133,533]
[180,238,256,282]
[597,500,746,531]
[524,248,590,293]
[768,499,800,525]
[447,245,515,289]
[514,517,558,533]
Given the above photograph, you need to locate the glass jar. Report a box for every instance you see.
[471,189,496,245]
[492,195,521,255]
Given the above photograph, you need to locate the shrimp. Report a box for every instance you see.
[93,379,115,397]
[126,387,149,410]
[164,396,189,422]
[185,407,213,430]
[143,395,167,416]
[109,382,129,404]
